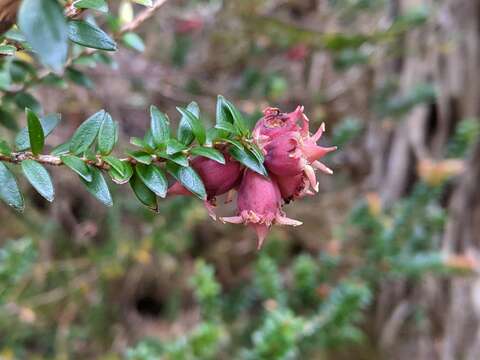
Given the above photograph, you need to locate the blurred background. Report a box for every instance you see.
[1,0,480,359]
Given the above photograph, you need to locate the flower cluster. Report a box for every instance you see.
[168,107,336,249]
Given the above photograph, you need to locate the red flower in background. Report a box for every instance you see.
[174,18,204,34]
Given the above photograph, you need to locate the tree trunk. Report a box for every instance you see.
[370,0,480,358]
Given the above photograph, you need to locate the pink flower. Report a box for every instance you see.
[168,154,242,218]
[221,170,301,249]
[253,106,306,145]
[261,110,336,192]
[274,173,313,203]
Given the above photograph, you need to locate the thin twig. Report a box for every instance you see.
[120,0,169,34]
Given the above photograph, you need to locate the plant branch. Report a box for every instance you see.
[120,0,169,34]
[6,0,169,94]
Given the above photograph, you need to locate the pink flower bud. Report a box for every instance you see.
[221,170,301,249]
[253,106,306,144]
[263,121,336,192]
[168,154,242,219]
[274,173,312,203]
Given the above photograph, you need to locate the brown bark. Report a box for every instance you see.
[370,0,480,358]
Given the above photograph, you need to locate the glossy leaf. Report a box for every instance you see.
[130,173,158,211]
[229,145,267,176]
[70,110,105,155]
[98,113,116,155]
[0,140,11,155]
[166,139,187,155]
[136,164,168,198]
[103,156,125,176]
[150,105,170,146]
[190,147,225,164]
[61,155,92,182]
[0,162,24,212]
[80,167,113,206]
[177,102,200,145]
[109,162,133,184]
[21,160,55,202]
[167,162,206,200]
[15,113,61,151]
[73,0,108,12]
[126,150,152,165]
[26,108,44,155]
[67,20,117,51]
[18,0,68,72]
[177,106,206,145]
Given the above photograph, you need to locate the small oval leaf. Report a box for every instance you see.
[61,155,92,182]
[80,167,113,206]
[166,162,206,200]
[150,105,170,147]
[15,113,61,151]
[136,164,168,198]
[177,105,206,145]
[190,147,225,164]
[26,108,44,155]
[130,173,158,211]
[229,145,267,176]
[98,113,116,155]
[0,162,24,212]
[70,110,105,155]
[21,160,55,202]
[67,20,117,51]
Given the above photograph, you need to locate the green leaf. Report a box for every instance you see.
[25,108,44,155]
[132,0,153,6]
[60,155,92,182]
[67,20,117,51]
[157,151,188,167]
[18,0,68,72]
[15,114,61,151]
[130,137,149,149]
[0,140,12,155]
[21,160,54,202]
[70,110,105,155]
[167,162,206,200]
[130,173,158,211]
[190,147,225,164]
[10,92,41,113]
[150,105,170,147]
[216,95,234,125]
[80,167,113,206]
[0,108,17,131]
[0,162,24,212]
[73,0,108,12]
[229,145,267,176]
[214,121,238,134]
[177,102,200,145]
[98,113,116,155]
[122,32,145,52]
[177,105,206,145]
[167,153,189,167]
[248,143,265,164]
[136,164,168,198]
[108,162,133,184]
[0,45,16,56]
[50,141,71,156]
[66,67,93,88]
[166,139,187,155]
[222,97,249,136]
[126,150,152,165]
[103,156,125,176]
